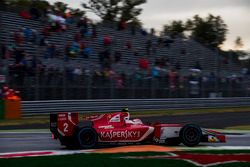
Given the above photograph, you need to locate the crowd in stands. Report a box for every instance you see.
[0,6,250,100]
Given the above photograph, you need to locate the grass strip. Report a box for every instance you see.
[1,151,250,167]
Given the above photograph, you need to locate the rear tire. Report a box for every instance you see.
[77,127,97,149]
[179,124,202,147]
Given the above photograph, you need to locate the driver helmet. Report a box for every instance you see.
[122,108,129,112]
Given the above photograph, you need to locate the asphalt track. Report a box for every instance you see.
[0,111,250,153]
[1,111,250,130]
[0,132,250,153]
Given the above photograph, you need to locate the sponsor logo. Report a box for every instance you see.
[100,130,140,139]
[121,153,250,166]
[109,114,120,123]
[98,125,114,129]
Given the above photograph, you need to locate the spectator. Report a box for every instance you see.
[39,35,48,46]
[44,44,55,59]
[23,27,32,42]
[103,36,111,46]
[19,10,31,20]
[73,32,81,42]
[168,69,178,91]
[70,41,80,56]
[14,48,25,64]
[139,57,149,70]
[73,66,82,76]
[83,47,92,58]
[13,30,23,45]
[152,66,160,78]
[30,29,38,44]
[124,41,132,49]
[42,27,50,37]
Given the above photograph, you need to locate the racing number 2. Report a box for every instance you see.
[63,123,69,132]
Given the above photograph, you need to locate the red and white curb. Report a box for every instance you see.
[0,150,93,159]
[121,152,250,167]
[1,146,250,159]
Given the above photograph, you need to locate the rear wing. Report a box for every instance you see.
[50,112,79,138]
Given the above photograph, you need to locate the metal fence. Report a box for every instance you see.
[21,97,250,116]
[4,70,250,100]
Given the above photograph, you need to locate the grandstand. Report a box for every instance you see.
[0,11,241,74]
[0,9,248,100]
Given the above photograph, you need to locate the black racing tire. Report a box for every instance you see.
[179,124,202,147]
[165,137,181,146]
[77,127,97,149]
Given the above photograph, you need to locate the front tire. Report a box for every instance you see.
[77,127,97,149]
[179,124,202,147]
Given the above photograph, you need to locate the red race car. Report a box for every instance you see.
[50,110,225,148]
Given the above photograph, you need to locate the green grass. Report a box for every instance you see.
[0,106,250,127]
[184,150,250,154]
[0,152,193,167]
[1,151,250,167]
[225,125,250,131]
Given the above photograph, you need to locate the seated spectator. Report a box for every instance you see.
[168,69,178,90]
[69,42,80,57]
[42,27,51,37]
[39,35,48,46]
[80,27,88,38]
[19,10,31,19]
[23,27,32,42]
[103,36,111,46]
[13,30,23,45]
[74,32,81,42]
[139,57,149,70]
[77,17,88,28]
[30,29,38,44]
[44,44,55,59]
[82,47,92,58]
[152,66,160,78]
[14,48,25,64]
[124,41,132,49]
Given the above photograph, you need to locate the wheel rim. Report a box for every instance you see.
[79,130,96,146]
[184,127,200,143]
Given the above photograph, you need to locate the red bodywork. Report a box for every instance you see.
[85,112,154,142]
[50,112,226,147]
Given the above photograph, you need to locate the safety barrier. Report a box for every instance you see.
[21,97,250,116]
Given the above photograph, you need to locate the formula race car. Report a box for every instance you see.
[50,111,226,148]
